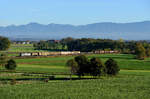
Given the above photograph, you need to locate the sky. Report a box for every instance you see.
[0,0,150,26]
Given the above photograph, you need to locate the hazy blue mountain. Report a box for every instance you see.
[0,21,150,40]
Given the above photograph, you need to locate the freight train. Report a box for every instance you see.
[20,51,81,57]
[19,50,119,57]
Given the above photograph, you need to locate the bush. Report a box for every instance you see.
[105,58,120,76]
[5,59,17,70]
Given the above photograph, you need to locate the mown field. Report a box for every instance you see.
[1,52,150,98]
[15,54,150,73]
[0,44,49,57]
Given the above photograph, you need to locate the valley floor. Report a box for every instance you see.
[0,54,150,99]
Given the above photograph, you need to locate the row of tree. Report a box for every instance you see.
[34,37,150,54]
[33,40,68,51]
[66,55,120,78]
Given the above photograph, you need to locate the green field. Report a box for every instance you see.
[15,54,150,73]
[0,72,150,99]
[1,54,150,99]
[0,44,50,57]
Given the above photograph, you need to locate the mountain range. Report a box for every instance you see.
[0,21,150,41]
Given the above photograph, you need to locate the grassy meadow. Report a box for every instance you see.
[1,44,150,99]
[14,54,150,73]
[0,72,150,99]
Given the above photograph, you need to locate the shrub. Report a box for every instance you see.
[105,58,120,76]
[5,59,17,70]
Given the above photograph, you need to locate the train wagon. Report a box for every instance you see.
[20,53,32,56]
[94,50,119,54]
[31,52,39,56]
[19,51,80,57]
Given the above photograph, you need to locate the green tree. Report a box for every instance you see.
[105,58,120,76]
[74,55,90,77]
[66,59,78,79]
[135,43,146,60]
[5,59,17,70]
[0,53,8,69]
[66,59,78,74]
[90,57,106,77]
[0,36,11,51]
[146,48,150,57]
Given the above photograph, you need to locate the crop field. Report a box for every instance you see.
[0,54,150,99]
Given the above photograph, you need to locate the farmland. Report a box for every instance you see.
[0,44,150,99]
[0,53,150,99]
[0,71,150,99]
[15,54,150,73]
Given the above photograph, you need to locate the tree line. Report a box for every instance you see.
[34,37,150,58]
[66,55,120,78]
[33,40,68,51]
[34,37,150,53]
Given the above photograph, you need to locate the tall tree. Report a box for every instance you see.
[0,36,11,51]
[105,58,120,76]
[90,57,105,77]
[74,55,90,77]
[66,59,78,74]
[135,43,146,59]
[0,53,8,69]
[146,48,150,57]
[66,59,78,79]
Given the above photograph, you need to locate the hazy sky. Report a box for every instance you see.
[0,0,150,26]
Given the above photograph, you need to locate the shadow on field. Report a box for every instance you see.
[50,77,97,80]
[99,56,134,60]
[0,77,97,81]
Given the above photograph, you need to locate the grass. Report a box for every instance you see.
[13,54,150,73]
[0,72,150,99]
[1,54,150,99]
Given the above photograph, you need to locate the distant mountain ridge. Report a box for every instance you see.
[0,21,150,40]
